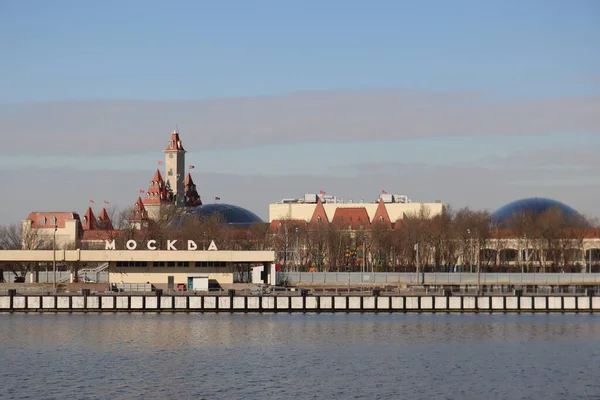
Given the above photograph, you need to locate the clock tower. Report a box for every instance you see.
[163,128,186,207]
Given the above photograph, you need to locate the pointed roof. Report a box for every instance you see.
[309,197,329,224]
[184,172,194,186]
[97,208,113,230]
[164,129,185,152]
[81,207,98,231]
[152,169,165,184]
[184,172,202,207]
[372,199,392,228]
[143,169,173,205]
[130,197,149,221]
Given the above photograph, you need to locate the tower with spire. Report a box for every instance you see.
[164,128,186,208]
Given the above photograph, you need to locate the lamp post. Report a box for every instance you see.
[52,226,57,294]
[476,235,481,296]
[415,242,420,285]
[295,227,299,272]
[467,229,472,273]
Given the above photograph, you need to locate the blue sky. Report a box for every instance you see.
[0,0,599,223]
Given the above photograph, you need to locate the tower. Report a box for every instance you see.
[142,169,173,219]
[164,128,186,207]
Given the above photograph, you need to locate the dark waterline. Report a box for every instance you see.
[1,313,598,400]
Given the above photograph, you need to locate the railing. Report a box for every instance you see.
[280,272,600,286]
[1,271,109,284]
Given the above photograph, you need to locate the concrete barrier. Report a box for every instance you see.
[0,294,597,313]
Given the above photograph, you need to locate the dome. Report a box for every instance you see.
[175,203,264,227]
[493,197,582,225]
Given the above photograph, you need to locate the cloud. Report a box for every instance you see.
[1,90,599,155]
[2,163,599,226]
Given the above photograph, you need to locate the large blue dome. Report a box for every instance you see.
[175,203,263,227]
[493,197,582,224]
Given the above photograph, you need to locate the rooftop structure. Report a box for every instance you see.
[269,191,445,227]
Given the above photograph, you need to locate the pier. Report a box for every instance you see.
[1,291,599,313]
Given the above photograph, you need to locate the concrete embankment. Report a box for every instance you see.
[1,292,600,313]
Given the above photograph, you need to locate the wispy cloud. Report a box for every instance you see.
[1,91,598,155]
[2,163,599,225]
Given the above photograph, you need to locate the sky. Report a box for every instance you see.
[0,0,599,224]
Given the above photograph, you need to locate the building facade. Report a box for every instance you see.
[269,192,446,229]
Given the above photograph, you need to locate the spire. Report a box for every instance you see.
[130,197,149,221]
[165,129,185,152]
[98,208,113,230]
[143,169,173,205]
[82,207,98,230]
[184,172,202,207]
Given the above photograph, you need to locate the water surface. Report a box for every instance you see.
[1,313,598,399]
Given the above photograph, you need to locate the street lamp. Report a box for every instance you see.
[295,226,299,272]
[415,242,420,285]
[53,226,57,293]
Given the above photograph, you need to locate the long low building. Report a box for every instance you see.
[0,249,275,286]
[269,192,445,226]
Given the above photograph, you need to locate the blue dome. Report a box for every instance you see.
[175,203,263,227]
[493,197,582,224]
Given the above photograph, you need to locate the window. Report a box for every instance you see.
[379,216,384,223]
[40,216,46,225]
[82,217,87,227]
[50,216,56,226]
[153,261,165,267]
[317,216,322,224]
[195,261,227,268]
[116,261,147,267]
[168,169,173,176]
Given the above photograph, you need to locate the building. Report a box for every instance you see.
[269,191,446,229]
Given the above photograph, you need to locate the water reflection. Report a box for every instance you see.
[1,313,599,399]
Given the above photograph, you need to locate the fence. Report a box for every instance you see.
[280,272,600,286]
[0,271,109,284]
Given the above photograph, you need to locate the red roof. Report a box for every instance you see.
[309,198,328,225]
[165,131,185,152]
[143,169,172,205]
[81,207,98,231]
[25,212,81,229]
[331,208,370,230]
[184,173,202,207]
[97,208,113,230]
[372,199,392,227]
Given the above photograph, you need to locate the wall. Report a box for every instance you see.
[109,269,233,285]
[1,293,599,313]
[281,272,600,285]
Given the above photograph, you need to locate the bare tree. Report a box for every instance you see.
[0,224,52,279]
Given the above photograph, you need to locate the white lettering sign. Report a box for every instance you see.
[104,239,220,251]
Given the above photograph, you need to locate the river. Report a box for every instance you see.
[0,313,598,399]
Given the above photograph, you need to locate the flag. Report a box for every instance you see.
[158,160,163,165]
[89,199,94,204]
[139,189,145,193]
[189,165,195,169]
[104,200,110,204]
[319,190,326,195]
[215,196,220,200]
[381,189,387,194]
